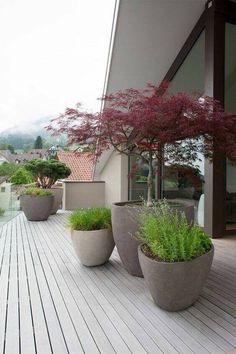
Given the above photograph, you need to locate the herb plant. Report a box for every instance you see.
[68,208,111,231]
[137,200,212,262]
[22,187,53,197]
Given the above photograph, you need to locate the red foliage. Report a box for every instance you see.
[46,82,236,203]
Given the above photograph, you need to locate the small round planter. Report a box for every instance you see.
[20,195,54,221]
[138,244,214,311]
[112,200,195,278]
[50,187,63,214]
[71,229,115,266]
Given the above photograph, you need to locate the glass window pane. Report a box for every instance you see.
[162,31,205,225]
[225,23,236,230]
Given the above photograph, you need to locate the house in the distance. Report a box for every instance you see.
[0,176,11,211]
[0,148,48,164]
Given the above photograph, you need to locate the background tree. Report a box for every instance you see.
[0,143,14,153]
[7,144,15,154]
[23,143,34,152]
[48,82,236,206]
[34,136,43,149]
[10,167,33,185]
[0,162,19,179]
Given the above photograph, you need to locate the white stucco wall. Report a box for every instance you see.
[100,151,128,206]
[62,181,105,210]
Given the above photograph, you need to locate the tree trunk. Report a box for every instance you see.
[147,153,153,206]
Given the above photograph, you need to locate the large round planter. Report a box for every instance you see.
[112,202,143,277]
[50,187,63,214]
[112,201,195,278]
[138,244,214,311]
[71,229,115,266]
[20,195,54,221]
[167,199,195,224]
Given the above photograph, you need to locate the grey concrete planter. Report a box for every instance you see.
[71,229,115,266]
[112,200,195,278]
[20,195,54,221]
[50,187,63,214]
[167,199,195,224]
[112,202,143,277]
[138,244,214,311]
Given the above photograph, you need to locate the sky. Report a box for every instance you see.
[0,0,115,133]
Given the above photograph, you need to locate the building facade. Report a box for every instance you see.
[97,0,236,238]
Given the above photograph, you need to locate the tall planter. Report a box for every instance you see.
[20,195,54,221]
[138,244,214,311]
[112,202,143,277]
[50,187,63,214]
[112,200,195,277]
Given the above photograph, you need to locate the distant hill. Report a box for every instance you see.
[0,116,66,149]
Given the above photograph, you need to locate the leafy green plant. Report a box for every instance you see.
[137,200,212,262]
[10,167,33,185]
[21,187,53,197]
[24,159,71,188]
[0,162,19,178]
[68,208,112,231]
[0,208,5,216]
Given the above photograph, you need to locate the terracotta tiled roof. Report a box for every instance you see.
[57,151,94,181]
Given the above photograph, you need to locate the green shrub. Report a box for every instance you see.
[137,200,212,262]
[0,162,19,178]
[0,208,5,216]
[22,187,53,197]
[10,167,33,185]
[24,159,71,188]
[68,207,111,231]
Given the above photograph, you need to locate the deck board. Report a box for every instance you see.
[0,212,236,354]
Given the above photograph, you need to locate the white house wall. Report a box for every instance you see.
[100,151,128,206]
[0,182,11,210]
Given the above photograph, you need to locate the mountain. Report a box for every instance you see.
[0,116,66,149]
[1,116,53,137]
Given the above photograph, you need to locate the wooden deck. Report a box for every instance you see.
[0,212,236,354]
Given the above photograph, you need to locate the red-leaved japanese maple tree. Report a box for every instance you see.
[47,82,236,206]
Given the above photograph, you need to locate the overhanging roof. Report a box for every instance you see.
[105,0,206,94]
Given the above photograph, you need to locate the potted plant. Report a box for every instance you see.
[24,159,71,214]
[47,82,236,276]
[137,200,214,311]
[20,187,54,221]
[68,207,115,266]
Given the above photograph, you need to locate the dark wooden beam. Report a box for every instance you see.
[204,0,226,238]
[215,0,236,23]
[163,11,206,82]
